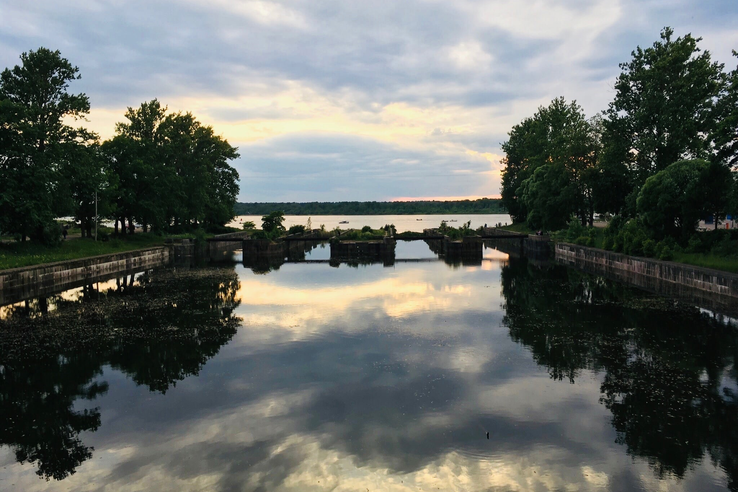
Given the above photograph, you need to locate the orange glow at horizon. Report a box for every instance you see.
[391,195,501,202]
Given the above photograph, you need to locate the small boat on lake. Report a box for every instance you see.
[416,218,423,221]
[339,220,349,224]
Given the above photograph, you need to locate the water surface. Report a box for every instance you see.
[1,252,736,491]
[229,213,511,232]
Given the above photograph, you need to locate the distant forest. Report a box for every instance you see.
[234,199,506,216]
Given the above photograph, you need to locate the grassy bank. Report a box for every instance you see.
[671,253,738,274]
[0,234,168,270]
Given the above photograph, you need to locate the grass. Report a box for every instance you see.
[499,223,534,234]
[0,234,168,270]
[671,252,738,274]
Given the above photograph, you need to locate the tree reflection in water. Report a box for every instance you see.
[501,259,738,490]
[0,267,241,480]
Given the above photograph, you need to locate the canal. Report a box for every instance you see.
[0,251,736,491]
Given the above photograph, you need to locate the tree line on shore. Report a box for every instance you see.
[0,48,240,244]
[234,198,506,216]
[501,28,738,258]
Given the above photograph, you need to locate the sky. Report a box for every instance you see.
[2,0,737,202]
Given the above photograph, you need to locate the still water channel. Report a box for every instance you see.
[1,243,737,491]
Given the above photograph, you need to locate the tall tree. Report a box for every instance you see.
[104,100,239,232]
[713,51,738,168]
[109,99,169,233]
[501,97,600,229]
[603,28,724,188]
[0,47,95,241]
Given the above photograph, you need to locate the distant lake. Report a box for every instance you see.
[229,213,511,232]
[1,249,736,491]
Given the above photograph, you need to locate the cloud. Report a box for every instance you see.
[1,0,736,200]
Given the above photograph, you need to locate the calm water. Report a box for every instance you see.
[228,214,511,232]
[1,250,737,491]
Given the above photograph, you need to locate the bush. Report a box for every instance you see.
[565,219,585,242]
[361,225,372,233]
[192,228,207,246]
[603,236,613,251]
[659,246,674,261]
[242,221,256,230]
[686,235,704,254]
[31,221,63,247]
[643,239,656,257]
[288,225,306,235]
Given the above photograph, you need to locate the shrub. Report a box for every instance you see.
[686,235,704,254]
[643,239,656,257]
[659,246,674,261]
[574,236,589,246]
[32,221,63,247]
[361,225,372,233]
[565,219,585,242]
[288,225,306,235]
[603,236,613,251]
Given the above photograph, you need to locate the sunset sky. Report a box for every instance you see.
[2,0,737,201]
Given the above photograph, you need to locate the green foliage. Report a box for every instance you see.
[437,220,476,239]
[107,100,240,232]
[288,225,306,235]
[331,227,387,241]
[637,159,730,241]
[261,211,285,234]
[658,246,675,261]
[642,239,656,258]
[242,221,255,230]
[0,47,95,241]
[234,198,506,216]
[602,217,650,256]
[565,219,586,242]
[501,97,599,229]
[712,51,738,168]
[603,28,724,187]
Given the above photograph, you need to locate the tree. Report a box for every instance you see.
[603,28,724,188]
[105,100,240,232]
[158,111,240,228]
[64,143,117,238]
[108,99,169,233]
[637,159,729,240]
[0,47,95,241]
[261,211,285,235]
[713,51,738,168]
[501,97,600,229]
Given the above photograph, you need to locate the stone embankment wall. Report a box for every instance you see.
[0,247,170,305]
[555,242,738,315]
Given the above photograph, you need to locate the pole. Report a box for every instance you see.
[95,190,98,241]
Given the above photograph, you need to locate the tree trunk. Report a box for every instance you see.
[114,219,119,235]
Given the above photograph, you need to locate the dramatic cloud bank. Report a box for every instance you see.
[2,0,736,200]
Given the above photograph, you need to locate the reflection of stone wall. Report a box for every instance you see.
[555,242,738,316]
[330,239,396,264]
[0,247,170,306]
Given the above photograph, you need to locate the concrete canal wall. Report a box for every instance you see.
[0,247,170,305]
[555,242,738,315]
